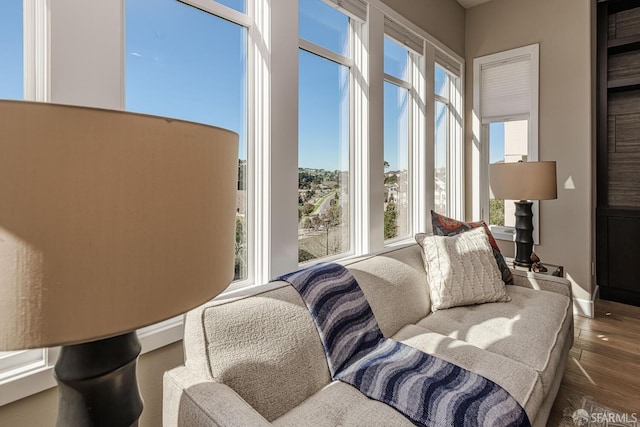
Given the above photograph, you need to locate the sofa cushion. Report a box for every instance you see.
[392,325,544,420]
[430,210,513,285]
[272,381,414,427]
[184,284,332,421]
[416,285,571,394]
[344,245,430,337]
[415,227,511,312]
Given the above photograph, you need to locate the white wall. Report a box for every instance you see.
[465,0,595,303]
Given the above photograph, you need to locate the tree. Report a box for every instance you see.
[323,204,342,227]
[298,248,316,263]
[301,217,312,230]
[384,201,398,239]
[234,217,246,280]
[384,173,398,185]
[237,159,246,190]
[489,198,505,226]
[302,203,315,216]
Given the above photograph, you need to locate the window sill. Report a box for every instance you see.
[489,225,515,241]
[0,364,57,407]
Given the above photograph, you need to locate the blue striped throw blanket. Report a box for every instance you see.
[278,262,531,427]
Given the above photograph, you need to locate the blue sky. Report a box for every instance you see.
[0,0,23,100]
[0,0,504,172]
[384,38,409,172]
[489,122,505,163]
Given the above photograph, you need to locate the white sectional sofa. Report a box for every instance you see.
[163,244,573,427]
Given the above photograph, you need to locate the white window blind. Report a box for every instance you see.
[384,16,423,56]
[322,0,366,22]
[480,54,532,121]
[435,50,461,77]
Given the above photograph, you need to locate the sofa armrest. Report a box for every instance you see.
[163,366,271,427]
[510,269,572,298]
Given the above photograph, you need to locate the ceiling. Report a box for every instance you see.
[456,0,493,8]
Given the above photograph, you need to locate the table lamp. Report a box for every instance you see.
[489,161,557,268]
[0,100,238,426]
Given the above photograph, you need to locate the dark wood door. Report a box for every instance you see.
[597,1,640,307]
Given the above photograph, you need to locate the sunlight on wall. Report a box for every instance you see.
[564,176,576,190]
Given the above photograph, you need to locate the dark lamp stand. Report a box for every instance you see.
[513,200,534,268]
[54,332,143,427]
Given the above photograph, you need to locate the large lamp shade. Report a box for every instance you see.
[0,100,238,426]
[489,161,557,201]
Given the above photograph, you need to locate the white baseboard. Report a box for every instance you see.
[573,285,599,318]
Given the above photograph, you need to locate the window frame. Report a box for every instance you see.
[382,36,416,244]
[473,44,539,242]
[169,0,256,290]
[297,3,359,265]
[432,56,464,221]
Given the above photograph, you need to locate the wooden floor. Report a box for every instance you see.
[547,299,640,426]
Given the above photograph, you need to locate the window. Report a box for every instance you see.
[434,65,448,215]
[298,0,352,263]
[0,0,23,100]
[473,44,539,241]
[383,37,411,240]
[216,0,246,13]
[125,0,249,280]
[299,0,349,56]
[488,120,528,228]
[433,59,462,218]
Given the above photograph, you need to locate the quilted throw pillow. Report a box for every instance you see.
[415,227,511,312]
[431,210,514,286]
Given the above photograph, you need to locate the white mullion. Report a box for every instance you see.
[365,5,385,252]
[472,54,482,221]
[423,43,436,223]
[353,11,369,256]
[178,0,252,28]
[348,19,358,257]
[451,71,464,220]
[480,123,489,222]
[446,89,452,216]
[247,0,261,286]
[434,94,448,104]
[268,0,298,278]
[446,72,455,218]
[383,73,411,90]
[299,38,354,68]
[406,52,416,237]
[23,0,49,102]
[412,47,427,234]
[457,60,465,219]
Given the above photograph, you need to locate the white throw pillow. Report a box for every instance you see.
[415,227,511,312]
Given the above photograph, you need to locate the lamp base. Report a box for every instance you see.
[514,200,534,268]
[54,332,143,427]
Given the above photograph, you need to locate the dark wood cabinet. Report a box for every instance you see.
[597,0,640,307]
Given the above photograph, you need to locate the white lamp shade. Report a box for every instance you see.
[0,101,238,349]
[489,161,557,201]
